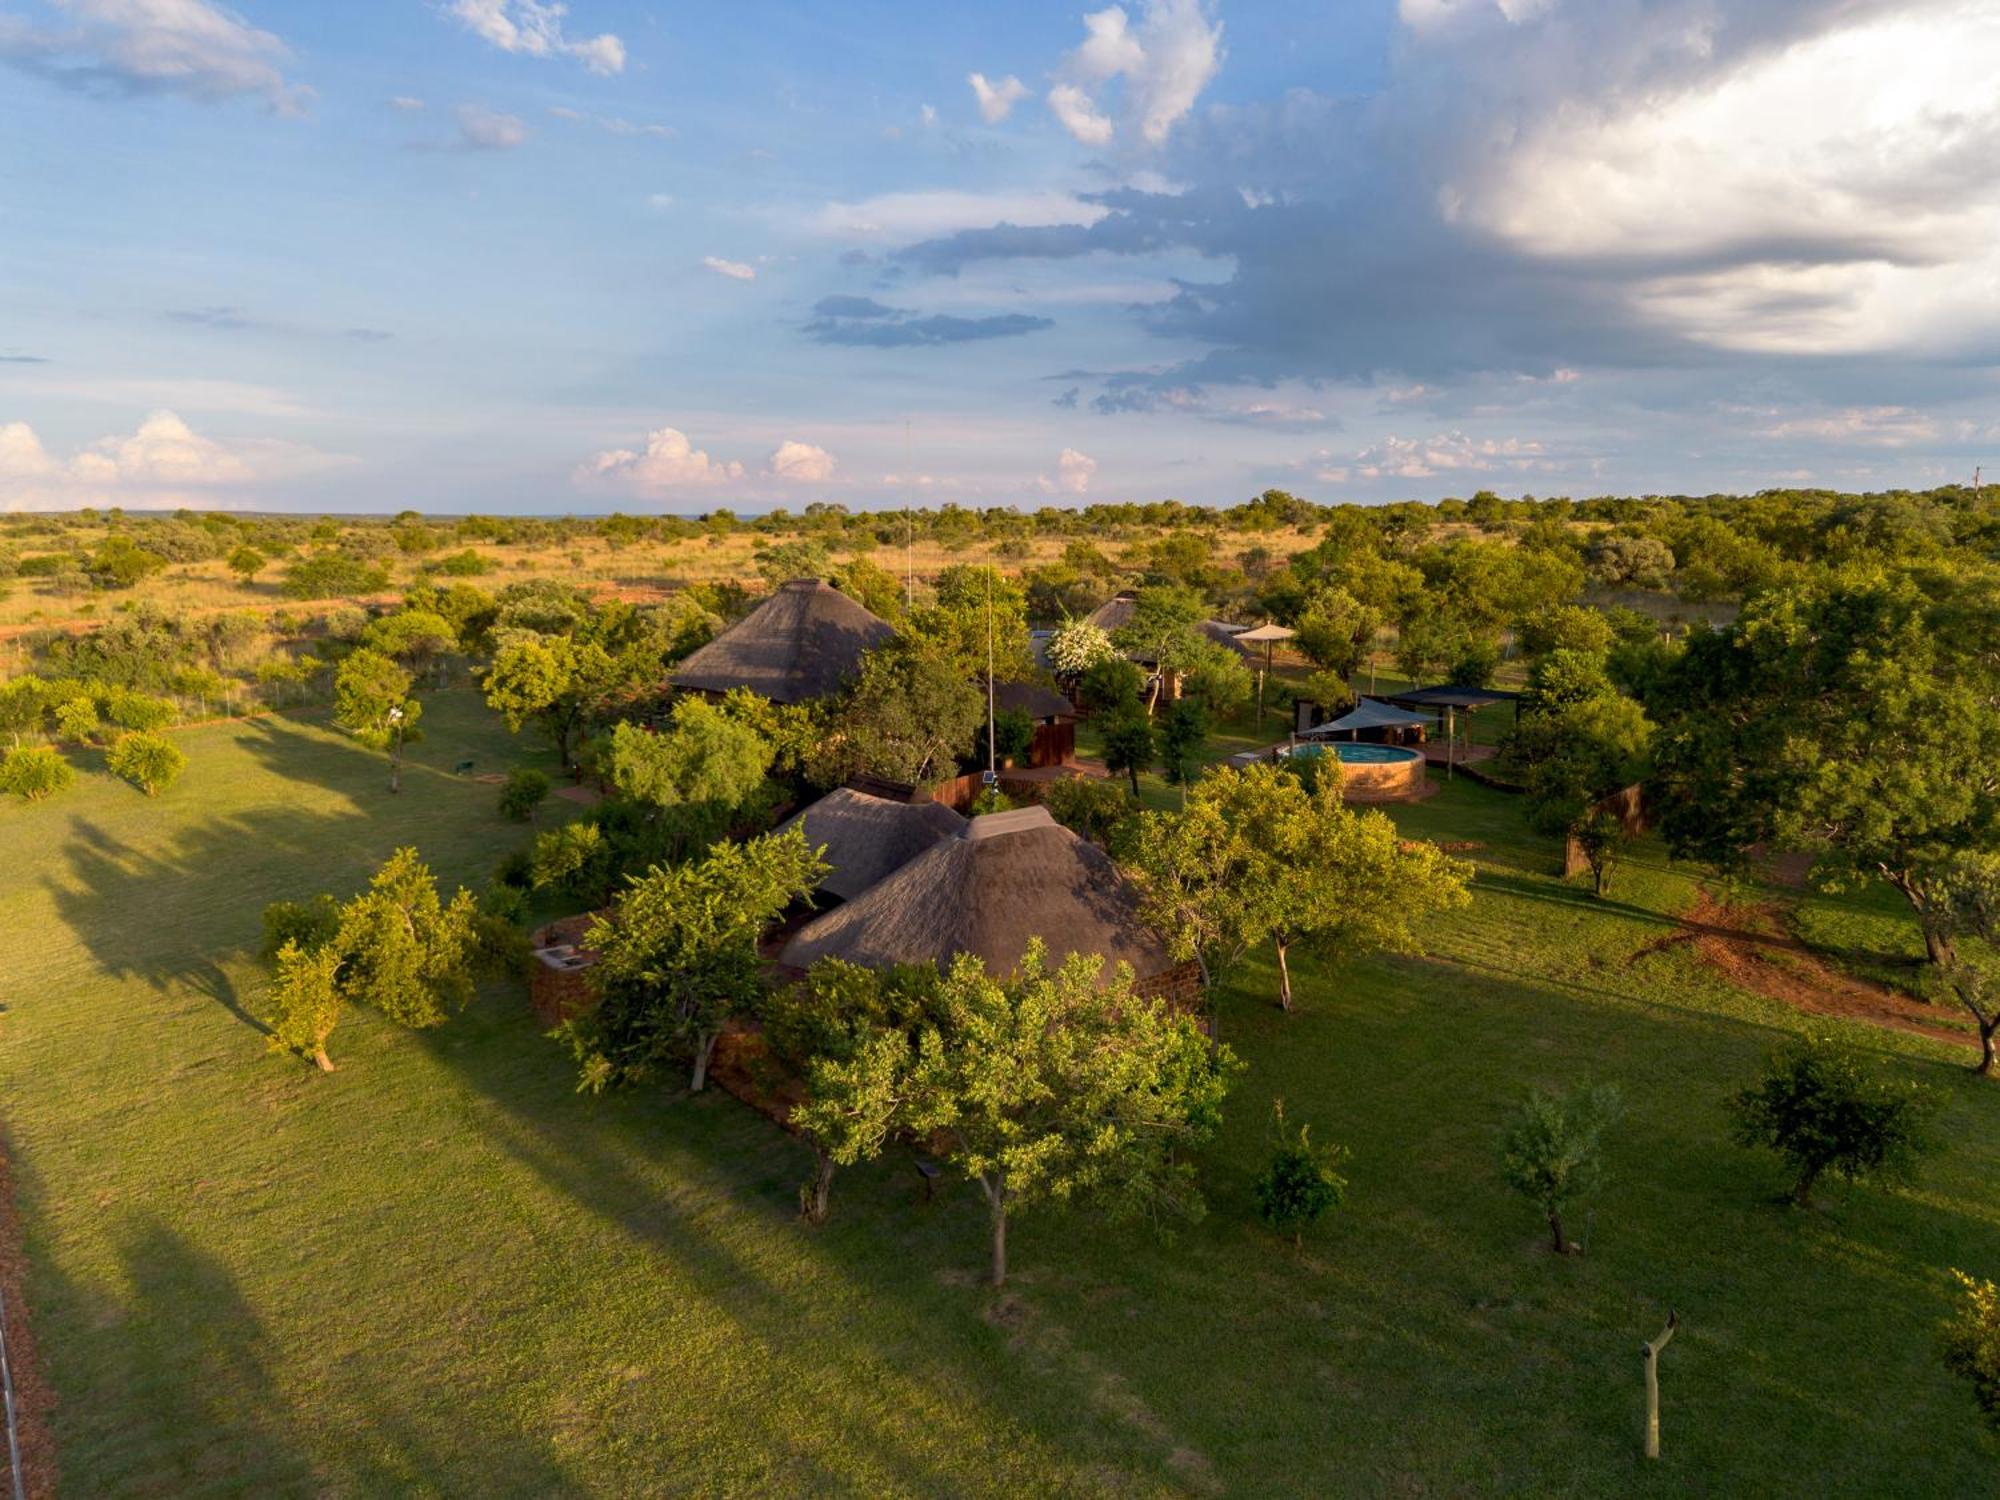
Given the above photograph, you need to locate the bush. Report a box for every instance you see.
[968,786,1015,816]
[1728,1036,1941,1207]
[52,696,100,744]
[1253,1102,1348,1248]
[0,745,73,801]
[498,767,552,822]
[100,686,177,731]
[1942,1270,2000,1432]
[432,548,492,577]
[282,551,390,601]
[105,731,187,796]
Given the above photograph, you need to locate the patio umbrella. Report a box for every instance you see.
[1234,622,1297,728]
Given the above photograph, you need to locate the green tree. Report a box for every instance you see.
[482,630,621,773]
[362,608,458,687]
[498,767,552,822]
[1922,851,2000,1076]
[565,826,826,1093]
[1126,764,1473,1010]
[333,848,481,1028]
[226,544,267,584]
[1515,688,1653,896]
[264,939,344,1072]
[808,643,981,789]
[902,945,1240,1287]
[105,730,187,796]
[1293,586,1380,681]
[335,648,422,793]
[1253,1101,1349,1249]
[1157,698,1209,788]
[1649,568,2000,966]
[1728,1036,1942,1207]
[1501,1083,1623,1255]
[52,695,99,744]
[1099,710,1156,796]
[906,564,1037,683]
[1045,618,1116,687]
[606,698,774,849]
[1110,585,1209,713]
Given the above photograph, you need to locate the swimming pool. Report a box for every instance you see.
[1277,739,1428,800]
[1284,741,1423,766]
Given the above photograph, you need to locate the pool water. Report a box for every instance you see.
[1285,741,1423,764]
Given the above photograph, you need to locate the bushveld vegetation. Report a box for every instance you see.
[3,480,1999,1491]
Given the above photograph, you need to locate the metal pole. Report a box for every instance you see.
[0,1274,26,1500]
[985,567,996,785]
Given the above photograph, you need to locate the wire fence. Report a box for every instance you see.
[0,1275,24,1500]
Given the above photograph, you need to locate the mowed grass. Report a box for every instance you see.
[2,701,1998,1495]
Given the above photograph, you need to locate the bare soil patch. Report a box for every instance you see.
[0,1130,56,1499]
[1645,890,1970,1050]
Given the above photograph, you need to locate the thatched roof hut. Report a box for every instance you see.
[992,681,1075,722]
[777,786,967,903]
[778,804,1173,986]
[669,578,895,703]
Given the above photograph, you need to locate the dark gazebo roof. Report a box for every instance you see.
[777,787,967,902]
[992,681,1075,721]
[778,805,1172,985]
[1382,685,1522,711]
[669,578,895,703]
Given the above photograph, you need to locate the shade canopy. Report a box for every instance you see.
[776,787,967,903]
[1298,697,1430,737]
[1383,685,1523,711]
[669,578,895,703]
[778,804,1172,985]
[1234,622,1297,644]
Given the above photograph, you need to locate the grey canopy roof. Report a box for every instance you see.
[778,804,1172,984]
[1383,685,1523,710]
[777,788,967,903]
[1299,697,1430,737]
[668,578,895,703]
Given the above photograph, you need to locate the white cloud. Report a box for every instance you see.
[768,439,836,483]
[1047,82,1113,146]
[576,426,744,494]
[389,95,426,111]
[1753,406,1941,448]
[1047,0,1222,147]
[968,71,1028,124]
[455,104,527,150]
[1057,447,1097,493]
[0,410,336,510]
[920,103,938,129]
[447,0,624,74]
[1444,2,2000,358]
[701,256,756,282]
[812,189,1108,241]
[1338,431,1550,481]
[6,0,311,113]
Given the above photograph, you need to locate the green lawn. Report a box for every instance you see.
[3,697,1997,1496]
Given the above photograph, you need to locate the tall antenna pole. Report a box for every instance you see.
[985,563,997,784]
[904,417,915,611]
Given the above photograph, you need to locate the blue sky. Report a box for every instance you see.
[2,0,1996,513]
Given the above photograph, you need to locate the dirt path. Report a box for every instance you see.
[1645,890,1972,1050]
[0,1130,55,1500]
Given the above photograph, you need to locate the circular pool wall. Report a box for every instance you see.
[1282,741,1427,801]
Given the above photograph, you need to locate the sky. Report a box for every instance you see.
[1,0,1997,514]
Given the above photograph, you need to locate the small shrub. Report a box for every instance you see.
[433,548,492,577]
[1941,1270,2000,1432]
[100,687,177,732]
[1728,1035,1941,1207]
[105,731,187,796]
[264,939,343,1071]
[52,696,100,744]
[1501,1082,1622,1255]
[0,745,73,801]
[1253,1101,1349,1248]
[498,767,552,822]
[968,786,1015,816]
[1039,776,1132,846]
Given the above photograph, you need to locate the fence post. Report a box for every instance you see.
[0,1276,26,1500]
[1642,1310,1679,1461]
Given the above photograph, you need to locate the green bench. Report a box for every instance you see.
[453,759,475,776]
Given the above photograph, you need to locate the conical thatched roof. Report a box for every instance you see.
[669,578,895,703]
[778,804,1171,984]
[777,787,967,902]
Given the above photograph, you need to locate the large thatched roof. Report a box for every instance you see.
[777,787,967,903]
[669,578,895,703]
[992,680,1074,721]
[1083,593,1256,662]
[778,804,1171,984]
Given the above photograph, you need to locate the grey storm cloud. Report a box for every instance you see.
[883,0,2000,420]
[804,297,1053,348]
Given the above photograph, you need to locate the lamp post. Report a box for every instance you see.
[387,705,405,794]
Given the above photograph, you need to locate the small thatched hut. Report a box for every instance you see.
[778,805,1199,1002]
[777,786,967,903]
[669,577,895,704]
